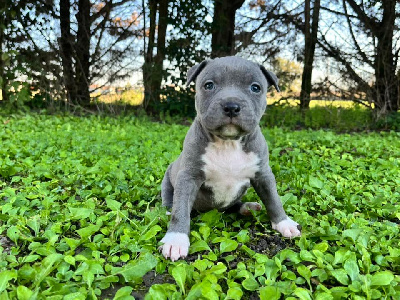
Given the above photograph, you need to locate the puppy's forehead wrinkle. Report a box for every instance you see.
[199,60,264,86]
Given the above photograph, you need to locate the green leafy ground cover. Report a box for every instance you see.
[0,114,399,299]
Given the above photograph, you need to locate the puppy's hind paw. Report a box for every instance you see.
[239,202,262,216]
[159,232,190,262]
[272,217,301,238]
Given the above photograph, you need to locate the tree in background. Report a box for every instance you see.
[299,0,320,109]
[142,0,169,112]
[318,0,399,114]
[211,0,245,57]
[160,0,210,116]
[59,0,142,107]
[0,0,55,106]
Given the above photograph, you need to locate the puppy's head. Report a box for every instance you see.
[187,56,279,140]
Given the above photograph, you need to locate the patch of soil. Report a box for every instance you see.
[99,271,174,300]
[248,230,294,257]
[0,235,14,254]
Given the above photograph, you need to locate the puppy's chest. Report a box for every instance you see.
[202,140,260,207]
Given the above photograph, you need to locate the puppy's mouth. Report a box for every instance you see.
[213,124,245,140]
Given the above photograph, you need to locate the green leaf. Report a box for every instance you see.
[69,207,93,220]
[0,270,17,293]
[113,286,134,300]
[16,286,33,300]
[34,253,63,287]
[309,176,323,189]
[64,255,76,266]
[370,271,394,286]
[330,269,349,285]
[220,239,238,253]
[226,282,243,300]
[209,262,227,275]
[76,224,101,239]
[343,255,359,282]
[172,264,187,294]
[112,252,157,282]
[140,225,161,241]
[293,287,312,300]
[260,286,281,300]
[199,226,210,241]
[106,199,122,211]
[297,265,312,287]
[189,240,211,254]
[242,276,259,291]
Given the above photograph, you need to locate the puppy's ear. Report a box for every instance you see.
[260,66,280,92]
[186,60,208,86]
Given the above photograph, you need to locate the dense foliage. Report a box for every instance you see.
[0,114,399,299]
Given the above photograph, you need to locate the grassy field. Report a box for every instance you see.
[0,114,399,299]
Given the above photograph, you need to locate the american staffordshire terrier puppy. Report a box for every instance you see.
[160,56,301,261]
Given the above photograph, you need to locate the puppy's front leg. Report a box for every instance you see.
[251,166,301,238]
[160,170,201,261]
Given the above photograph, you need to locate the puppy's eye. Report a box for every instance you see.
[250,83,261,93]
[204,81,215,90]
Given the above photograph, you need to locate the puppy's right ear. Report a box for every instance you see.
[186,60,208,87]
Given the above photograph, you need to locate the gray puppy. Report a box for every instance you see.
[160,56,301,261]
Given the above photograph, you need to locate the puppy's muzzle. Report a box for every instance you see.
[223,102,241,118]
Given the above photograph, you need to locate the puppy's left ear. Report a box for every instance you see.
[260,66,280,92]
[186,60,208,86]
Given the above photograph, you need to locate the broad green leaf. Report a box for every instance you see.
[68,207,93,220]
[260,286,281,300]
[140,225,161,241]
[297,265,312,287]
[0,270,17,293]
[64,255,75,266]
[199,226,210,241]
[209,263,227,275]
[189,240,211,254]
[330,269,349,285]
[145,284,177,300]
[16,286,33,300]
[172,264,187,294]
[64,292,86,300]
[76,224,101,239]
[106,199,122,211]
[242,276,258,291]
[236,230,250,243]
[293,287,312,300]
[309,176,323,189]
[34,253,63,287]
[370,271,394,286]
[112,252,157,282]
[113,286,134,300]
[343,255,359,282]
[220,239,238,253]
[226,282,243,300]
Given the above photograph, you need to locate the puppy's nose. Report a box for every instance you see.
[223,102,241,118]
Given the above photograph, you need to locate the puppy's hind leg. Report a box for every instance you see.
[161,164,174,210]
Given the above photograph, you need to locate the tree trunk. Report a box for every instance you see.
[374,0,398,113]
[299,0,320,109]
[76,0,91,106]
[60,0,76,104]
[151,0,168,106]
[143,0,157,110]
[211,0,244,58]
[142,0,168,113]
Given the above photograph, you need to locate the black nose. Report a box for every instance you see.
[223,102,241,118]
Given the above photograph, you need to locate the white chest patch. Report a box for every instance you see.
[202,138,260,208]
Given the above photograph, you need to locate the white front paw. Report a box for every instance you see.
[272,217,301,238]
[160,232,190,261]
